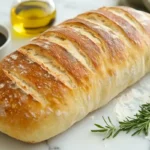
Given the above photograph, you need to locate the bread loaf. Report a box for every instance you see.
[0,6,150,143]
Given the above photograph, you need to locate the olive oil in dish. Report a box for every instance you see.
[11,0,56,35]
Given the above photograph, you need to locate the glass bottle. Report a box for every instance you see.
[11,0,56,35]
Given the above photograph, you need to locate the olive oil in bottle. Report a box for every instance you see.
[11,0,56,35]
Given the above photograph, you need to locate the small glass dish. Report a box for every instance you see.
[0,24,11,60]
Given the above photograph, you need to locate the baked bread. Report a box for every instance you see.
[0,6,150,143]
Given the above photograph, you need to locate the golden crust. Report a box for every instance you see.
[63,18,126,61]
[41,27,102,70]
[97,9,142,46]
[105,7,146,32]
[22,39,90,85]
[2,52,70,107]
[0,53,77,143]
[78,10,142,46]
[0,6,150,143]
[0,64,46,142]
[0,64,42,120]
[117,6,150,36]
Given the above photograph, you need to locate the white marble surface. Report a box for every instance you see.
[0,0,150,150]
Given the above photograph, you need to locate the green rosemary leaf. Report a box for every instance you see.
[104,131,113,140]
[108,117,114,127]
[102,116,110,127]
[113,129,121,138]
[132,129,142,136]
[91,103,150,139]
[91,129,108,132]
[94,124,104,129]
[91,130,105,132]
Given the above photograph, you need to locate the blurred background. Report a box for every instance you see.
[0,0,149,53]
[1,0,148,27]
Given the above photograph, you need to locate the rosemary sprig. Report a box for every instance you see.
[91,103,150,139]
[91,116,117,140]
